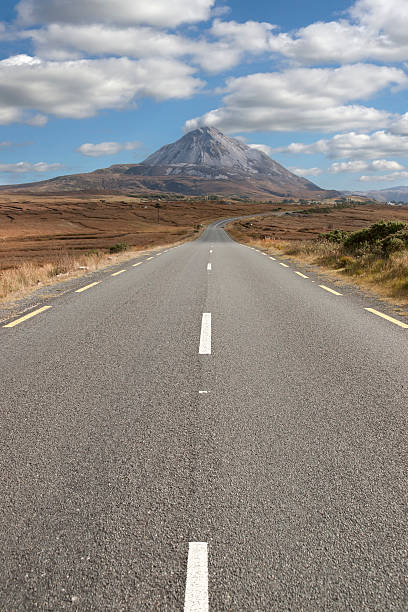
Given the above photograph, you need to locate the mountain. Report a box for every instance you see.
[346,186,408,204]
[0,127,337,200]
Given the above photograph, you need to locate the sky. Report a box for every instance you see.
[0,0,408,192]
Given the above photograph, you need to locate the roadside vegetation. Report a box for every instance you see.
[229,219,408,305]
[0,247,143,303]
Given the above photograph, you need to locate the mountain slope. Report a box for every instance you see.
[348,186,408,203]
[0,127,336,199]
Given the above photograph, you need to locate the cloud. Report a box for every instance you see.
[0,54,203,124]
[218,0,408,66]
[360,171,408,182]
[185,64,407,134]
[16,0,215,28]
[0,161,62,173]
[278,131,408,160]
[329,159,405,173]
[248,143,273,155]
[77,141,141,157]
[26,22,277,73]
[350,0,408,44]
[211,19,277,54]
[289,167,323,177]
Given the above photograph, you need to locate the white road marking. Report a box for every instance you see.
[75,281,101,293]
[132,262,143,267]
[279,262,289,268]
[365,308,408,328]
[112,269,126,276]
[295,271,309,279]
[199,390,208,394]
[319,284,342,296]
[199,313,211,355]
[209,249,213,254]
[269,256,276,260]
[3,305,52,328]
[184,542,208,612]
[207,263,212,271]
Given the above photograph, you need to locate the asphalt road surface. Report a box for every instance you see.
[1,220,407,610]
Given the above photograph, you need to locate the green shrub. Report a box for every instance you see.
[344,220,407,251]
[381,237,405,256]
[381,229,408,256]
[319,229,349,243]
[110,242,128,254]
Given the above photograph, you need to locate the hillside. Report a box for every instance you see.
[0,127,337,200]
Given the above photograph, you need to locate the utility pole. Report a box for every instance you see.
[155,201,161,223]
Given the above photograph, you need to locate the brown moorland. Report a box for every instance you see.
[0,193,280,270]
[228,203,408,242]
[0,193,282,302]
[228,203,408,307]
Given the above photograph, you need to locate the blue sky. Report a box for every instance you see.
[0,0,408,192]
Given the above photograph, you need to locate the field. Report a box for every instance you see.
[0,194,279,270]
[0,193,278,302]
[228,203,408,307]
[228,203,408,243]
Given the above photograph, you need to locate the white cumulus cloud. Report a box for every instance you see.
[185,64,407,134]
[77,141,142,157]
[329,159,405,173]
[289,167,323,177]
[360,171,408,182]
[0,54,203,124]
[0,161,62,173]
[16,0,215,28]
[248,143,273,155]
[277,131,408,160]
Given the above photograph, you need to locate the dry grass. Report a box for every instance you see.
[0,244,164,303]
[0,193,280,304]
[228,227,408,308]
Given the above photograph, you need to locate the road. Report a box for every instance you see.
[1,219,407,610]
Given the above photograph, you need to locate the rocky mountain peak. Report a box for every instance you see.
[142,127,289,177]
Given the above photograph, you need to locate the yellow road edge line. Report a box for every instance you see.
[295,271,309,279]
[4,305,52,328]
[112,269,126,276]
[132,262,143,267]
[279,262,289,268]
[146,256,154,261]
[319,284,342,296]
[365,308,408,329]
[75,281,101,293]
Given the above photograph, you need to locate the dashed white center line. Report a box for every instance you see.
[199,313,211,355]
[319,284,342,296]
[269,256,276,260]
[132,262,143,267]
[146,256,154,261]
[75,281,101,293]
[365,308,408,328]
[184,542,208,612]
[207,263,212,271]
[209,249,213,254]
[295,271,309,279]
[279,262,289,268]
[3,305,52,328]
[111,269,126,276]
